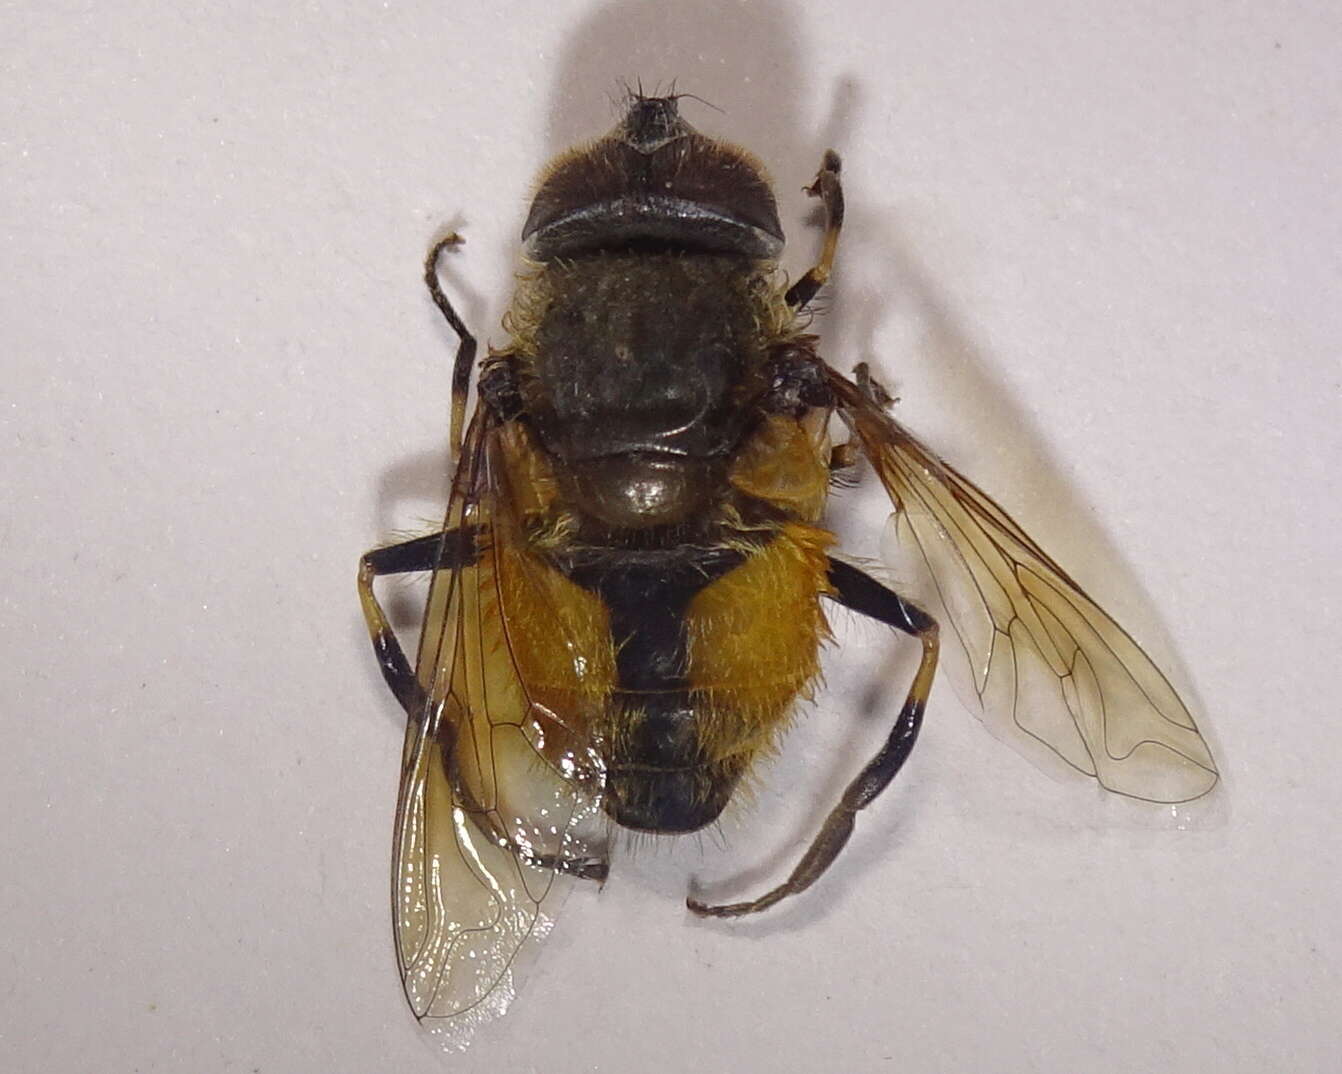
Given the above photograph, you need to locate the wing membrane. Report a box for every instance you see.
[393,409,605,1049]
[830,370,1218,803]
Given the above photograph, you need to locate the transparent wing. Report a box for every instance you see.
[393,409,606,1050]
[829,369,1218,803]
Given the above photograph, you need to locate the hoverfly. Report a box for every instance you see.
[358,92,1218,1045]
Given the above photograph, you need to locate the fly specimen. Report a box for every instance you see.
[358,92,1217,1042]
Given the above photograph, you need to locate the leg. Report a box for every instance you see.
[530,852,609,882]
[829,441,860,472]
[688,559,938,918]
[424,234,478,455]
[785,150,845,310]
[854,361,896,410]
[358,530,477,716]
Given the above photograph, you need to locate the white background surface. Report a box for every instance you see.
[3,1,1339,1071]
